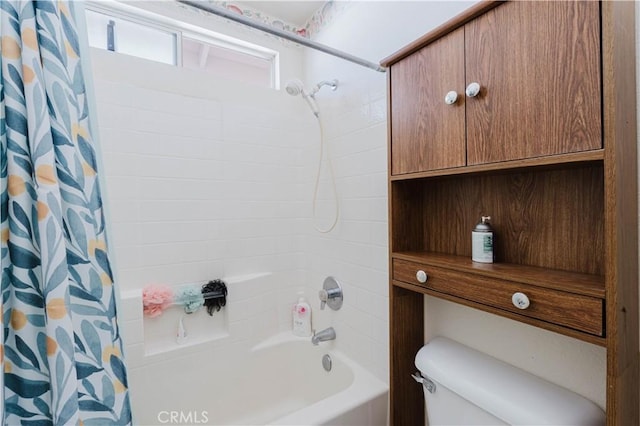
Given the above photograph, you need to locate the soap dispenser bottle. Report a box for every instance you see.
[292,297,312,337]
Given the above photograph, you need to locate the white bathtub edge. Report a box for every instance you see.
[250,331,311,352]
[264,333,389,425]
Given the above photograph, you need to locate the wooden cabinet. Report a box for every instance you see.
[382,1,638,425]
[465,1,602,165]
[390,1,602,176]
[390,28,465,174]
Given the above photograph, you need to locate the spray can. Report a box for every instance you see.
[472,216,494,263]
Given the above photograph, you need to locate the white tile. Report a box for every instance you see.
[96,105,137,130]
[105,176,140,200]
[228,319,251,341]
[115,268,145,290]
[139,222,171,245]
[139,201,215,222]
[113,245,142,270]
[370,344,390,383]
[369,197,388,222]
[335,104,372,138]
[93,79,134,107]
[369,97,387,124]
[109,222,141,248]
[130,87,223,121]
[118,290,143,321]
[122,343,145,368]
[120,319,144,345]
[108,200,140,224]
[370,245,388,271]
[138,243,183,267]
[101,147,141,172]
[371,172,388,198]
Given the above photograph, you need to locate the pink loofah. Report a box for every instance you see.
[142,284,174,318]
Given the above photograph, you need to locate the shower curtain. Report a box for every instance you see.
[1,1,132,424]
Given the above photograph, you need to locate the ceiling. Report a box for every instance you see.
[238,1,326,27]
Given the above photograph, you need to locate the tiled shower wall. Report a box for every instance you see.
[90,47,314,352]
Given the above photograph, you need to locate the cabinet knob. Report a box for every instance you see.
[512,292,530,310]
[444,91,458,105]
[465,82,481,98]
[416,270,428,283]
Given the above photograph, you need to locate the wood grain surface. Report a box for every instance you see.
[393,258,604,335]
[390,27,465,174]
[465,1,602,164]
[391,164,605,275]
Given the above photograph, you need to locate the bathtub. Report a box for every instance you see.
[130,333,388,425]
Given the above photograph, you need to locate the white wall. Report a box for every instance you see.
[303,0,609,409]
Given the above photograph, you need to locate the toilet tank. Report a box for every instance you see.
[415,337,605,426]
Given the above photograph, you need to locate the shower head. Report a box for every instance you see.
[284,78,339,117]
[285,79,305,97]
[285,79,319,117]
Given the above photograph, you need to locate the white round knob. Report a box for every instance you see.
[444,91,458,105]
[465,82,481,98]
[416,270,428,284]
[512,292,530,310]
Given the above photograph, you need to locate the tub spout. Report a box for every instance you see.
[311,327,336,345]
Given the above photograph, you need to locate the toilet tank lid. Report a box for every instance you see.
[415,337,605,426]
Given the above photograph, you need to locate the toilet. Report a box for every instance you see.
[414,337,605,425]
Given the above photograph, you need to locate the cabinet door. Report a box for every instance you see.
[465,1,601,165]
[390,27,465,175]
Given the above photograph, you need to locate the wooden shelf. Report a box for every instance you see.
[391,164,605,277]
[389,149,604,181]
[392,251,605,298]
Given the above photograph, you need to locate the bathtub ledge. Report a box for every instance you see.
[272,352,388,425]
[250,332,310,352]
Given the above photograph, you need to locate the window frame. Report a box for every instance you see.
[85,1,280,89]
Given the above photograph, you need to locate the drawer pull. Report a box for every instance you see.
[416,270,428,283]
[512,292,530,310]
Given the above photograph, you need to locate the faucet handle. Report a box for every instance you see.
[319,289,329,310]
[318,277,343,311]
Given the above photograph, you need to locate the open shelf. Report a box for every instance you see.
[391,162,605,277]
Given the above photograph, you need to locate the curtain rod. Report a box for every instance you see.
[176,0,387,73]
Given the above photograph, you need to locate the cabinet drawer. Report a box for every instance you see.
[392,259,603,336]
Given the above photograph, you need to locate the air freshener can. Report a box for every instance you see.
[472,216,494,263]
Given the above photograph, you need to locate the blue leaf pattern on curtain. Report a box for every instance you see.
[1,1,132,424]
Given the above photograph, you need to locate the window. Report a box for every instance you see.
[86,9,177,65]
[85,2,279,88]
[182,36,274,89]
